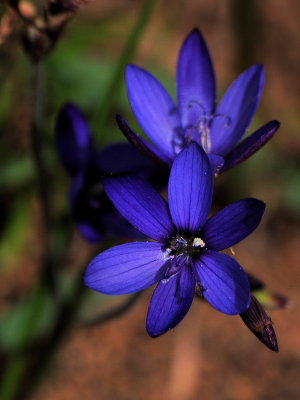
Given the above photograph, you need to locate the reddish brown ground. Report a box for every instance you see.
[29,224,300,400]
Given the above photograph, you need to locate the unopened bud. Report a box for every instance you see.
[240,295,278,352]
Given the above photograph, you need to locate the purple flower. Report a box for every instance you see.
[117,28,280,174]
[55,102,161,243]
[85,143,265,337]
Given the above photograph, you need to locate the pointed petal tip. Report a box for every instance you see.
[240,296,279,352]
[247,63,265,76]
[125,63,147,79]
[146,328,164,338]
[187,26,203,39]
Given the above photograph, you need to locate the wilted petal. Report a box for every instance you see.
[126,64,181,158]
[210,65,265,156]
[202,198,265,251]
[104,174,175,241]
[168,142,213,235]
[146,260,195,337]
[220,120,280,173]
[193,251,250,315]
[85,242,168,295]
[55,103,92,176]
[115,115,172,168]
[177,28,215,129]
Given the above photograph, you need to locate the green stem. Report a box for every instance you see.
[91,0,157,136]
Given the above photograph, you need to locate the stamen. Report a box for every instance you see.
[184,100,232,154]
[192,237,205,248]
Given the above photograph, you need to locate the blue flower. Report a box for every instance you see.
[85,143,265,337]
[55,102,161,243]
[117,28,280,174]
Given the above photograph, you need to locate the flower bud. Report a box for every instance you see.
[240,295,278,352]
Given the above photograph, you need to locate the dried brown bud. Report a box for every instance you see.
[46,0,93,16]
[21,25,51,62]
[240,295,278,352]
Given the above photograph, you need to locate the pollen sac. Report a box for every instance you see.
[192,237,205,248]
[240,295,278,352]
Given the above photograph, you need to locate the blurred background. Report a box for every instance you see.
[0,0,300,399]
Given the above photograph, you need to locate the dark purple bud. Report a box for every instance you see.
[220,120,280,173]
[55,103,93,177]
[240,295,278,352]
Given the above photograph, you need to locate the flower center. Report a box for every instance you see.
[168,234,206,258]
[162,234,206,282]
[178,101,231,154]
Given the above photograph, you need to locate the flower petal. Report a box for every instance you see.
[168,142,213,234]
[219,120,280,173]
[126,64,181,158]
[103,174,175,241]
[202,198,265,251]
[210,65,265,156]
[115,115,172,168]
[55,103,92,176]
[85,242,168,295]
[69,172,104,243]
[177,28,216,129]
[69,173,143,243]
[146,260,195,337]
[193,251,250,315]
[207,153,224,174]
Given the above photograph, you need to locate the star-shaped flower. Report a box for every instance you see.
[85,143,265,336]
[55,102,159,243]
[117,28,280,174]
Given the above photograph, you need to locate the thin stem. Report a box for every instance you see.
[30,63,58,294]
[31,62,51,230]
[79,292,142,328]
[91,0,157,135]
